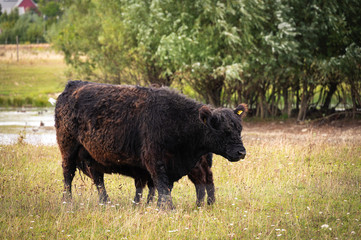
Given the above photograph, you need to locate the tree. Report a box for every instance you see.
[50,0,361,116]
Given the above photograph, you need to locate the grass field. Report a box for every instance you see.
[0,44,67,107]
[1,124,360,239]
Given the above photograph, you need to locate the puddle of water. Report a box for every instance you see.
[0,108,57,145]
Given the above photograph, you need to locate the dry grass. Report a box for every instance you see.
[0,44,63,62]
[0,123,360,239]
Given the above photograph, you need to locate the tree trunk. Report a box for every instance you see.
[205,76,224,107]
[321,81,338,111]
[350,78,360,119]
[297,78,315,122]
[259,91,267,119]
[297,93,308,122]
[288,91,293,117]
[282,86,289,116]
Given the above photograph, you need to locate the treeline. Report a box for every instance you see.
[0,0,61,44]
[4,0,361,120]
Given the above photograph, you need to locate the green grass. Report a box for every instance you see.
[1,134,360,239]
[0,47,67,107]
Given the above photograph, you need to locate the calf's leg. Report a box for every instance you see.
[188,153,215,206]
[205,168,215,205]
[92,171,109,203]
[76,146,109,203]
[134,178,147,203]
[188,172,206,207]
[146,179,156,204]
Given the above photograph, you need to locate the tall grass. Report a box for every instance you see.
[0,132,360,239]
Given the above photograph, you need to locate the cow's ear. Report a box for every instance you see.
[199,106,212,125]
[234,103,248,118]
[199,106,220,129]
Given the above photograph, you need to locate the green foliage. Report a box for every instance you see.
[0,8,20,43]
[0,10,45,43]
[50,0,361,117]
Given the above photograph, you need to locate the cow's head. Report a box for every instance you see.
[199,104,247,162]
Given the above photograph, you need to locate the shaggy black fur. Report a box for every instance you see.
[55,81,247,208]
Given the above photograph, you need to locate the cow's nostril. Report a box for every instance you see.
[238,151,246,156]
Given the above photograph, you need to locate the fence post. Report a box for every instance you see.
[16,36,19,62]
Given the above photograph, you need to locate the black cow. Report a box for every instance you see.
[55,81,247,209]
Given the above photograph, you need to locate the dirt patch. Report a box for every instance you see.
[243,119,361,145]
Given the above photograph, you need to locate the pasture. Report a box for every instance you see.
[0,44,66,107]
[0,122,360,239]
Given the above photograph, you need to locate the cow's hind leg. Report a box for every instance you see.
[57,134,80,202]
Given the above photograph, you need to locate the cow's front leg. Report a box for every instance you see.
[155,165,174,209]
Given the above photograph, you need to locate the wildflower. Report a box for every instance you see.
[321,224,329,229]
[168,229,178,233]
[351,231,356,235]
[277,234,282,237]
